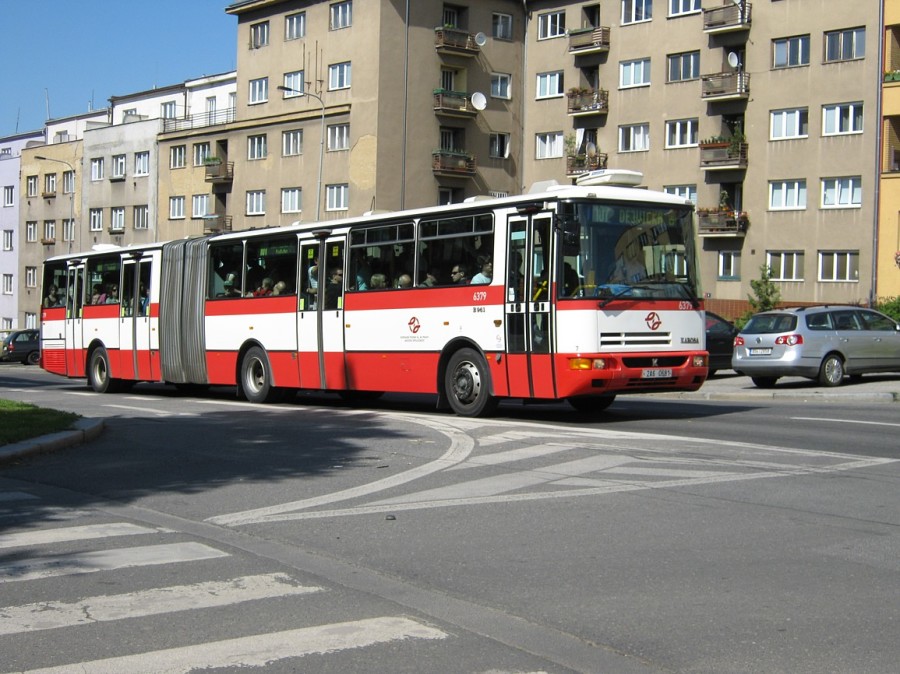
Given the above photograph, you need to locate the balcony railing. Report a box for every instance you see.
[204,160,234,184]
[700,142,748,170]
[566,153,608,177]
[697,210,749,237]
[703,2,752,33]
[567,88,609,116]
[432,150,476,176]
[203,214,233,234]
[434,27,480,56]
[433,90,478,118]
[161,107,236,133]
[567,26,611,54]
[701,71,750,100]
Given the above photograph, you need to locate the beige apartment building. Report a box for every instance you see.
[881,0,900,298]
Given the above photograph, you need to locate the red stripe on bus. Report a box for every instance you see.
[205,296,299,316]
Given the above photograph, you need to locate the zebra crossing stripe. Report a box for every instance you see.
[0,542,228,584]
[19,616,448,673]
[0,573,322,635]
[0,523,157,550]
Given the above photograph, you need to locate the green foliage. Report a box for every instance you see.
[0,399,79,446]
[874,295,900,321]
[736,264,781,328]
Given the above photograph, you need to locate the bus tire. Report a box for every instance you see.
[444,348,498,418]
[87,347,120,394]
[240,346,284,404]
[568,394,616,413]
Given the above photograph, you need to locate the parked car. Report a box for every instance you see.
[732,306,900,387]
[705,311,739,376]
[0,329,40,365]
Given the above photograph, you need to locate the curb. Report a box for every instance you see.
[657,390,900,403]
[0,418,105,465]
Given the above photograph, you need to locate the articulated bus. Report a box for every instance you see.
[40,173,708,417]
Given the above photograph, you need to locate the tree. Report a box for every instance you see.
[737,264,781,327]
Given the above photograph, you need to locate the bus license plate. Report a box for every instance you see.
[749,348,772,356]
[642,368,672,379]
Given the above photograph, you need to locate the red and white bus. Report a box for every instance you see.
[40,173,708,416]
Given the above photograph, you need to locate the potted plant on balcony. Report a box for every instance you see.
[203,156,223,166]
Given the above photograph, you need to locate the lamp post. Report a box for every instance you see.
[34,155,76,252]
[277,85,325,222]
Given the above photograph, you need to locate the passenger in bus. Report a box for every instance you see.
[450,264,469,284]
[353,252,371,291]
[471,258,492,284]
[138,283,150,315]
[370,273,387,289]
[396,273,412,288]
[272,281,288,295]
[323,268,343,309]
[221,274,241,298]
[91,284,106,305]
[105,285,120,304]
[253,277,274,297]
[43,285,60,308]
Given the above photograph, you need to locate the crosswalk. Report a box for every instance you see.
[0,490,450,672]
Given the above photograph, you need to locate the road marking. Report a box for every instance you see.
[103,404,197,417]
[0,542,228,583]
[0,523,157,550]
[0,573,322,636]
[19,616,448,673]
[791,416,900,429]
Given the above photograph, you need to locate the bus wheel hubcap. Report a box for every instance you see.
[454,362,480,403]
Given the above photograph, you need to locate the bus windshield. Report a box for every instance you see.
[557,200,699,302]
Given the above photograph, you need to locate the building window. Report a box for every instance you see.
[248,134,268,160]
[169,197,185,220]
[664,184,697,204]
[491,73,511,99]
[773,35,810,68]
[822,102,863,135]
[26,175,37,197]
[193,143,211,166]
[286,12,306,40]
[327,124,350,151]
[62,170,75,193]
[669,0,700,16]
[535,132,564,159]
[620,58,651,88]
[161,101,177,119]
[2,275,12,295]
[536,71,564,98]
[489,133,510,159]
[26,221,37,242]
[819,251,858,281]
[110,207,125,231]
[326,184,349,211]
[329,62,351,90]
[667,51,699,82]
[249,77,268,104]
[43,221,56,242]
[618,123,650,152]
[90,208,103,231]
[283,129,303,156]
[442,5,459,28]
[192,195,209,218]
[665,119,698,148]
[2,186,12,207]
[26,267,37,288]
[770,108,809,140]
[91,158,104,181]
[283,70,304,96]
[250,20,269,48]
[492,12,513,39]
[246,190,266,215]
[537,11,565,39]
[821,177,862,208]
[112,154,126,178]
[282,187,302,213]
[824,27,865,63]
[134,206,149,230]
[170,146,186,169]
[767,251,804,281]
[622,0,652,25]
[134,151,150,176]
[718,251,741,280]
[62,218,74,241]
[330,1,352,30]
[769,179,807,210]
[2,230,11,250]
[44,173,57,195]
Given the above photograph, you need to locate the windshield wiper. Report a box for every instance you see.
[597,284,653,308]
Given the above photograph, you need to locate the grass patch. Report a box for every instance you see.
[0,399,80,446]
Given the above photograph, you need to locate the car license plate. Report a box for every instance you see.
[749,348,772,356]
[642,368,672,379]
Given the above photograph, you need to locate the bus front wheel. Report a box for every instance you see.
[445,348,498,417]
[240,346,284,404]
[88,347,119,394]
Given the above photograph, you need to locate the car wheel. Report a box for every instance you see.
[240,346,285,403]
[444,348,498,417]
[25,351,40,366]
[751,376,779,388]
[817,353,844,387]
[568,395,616,413]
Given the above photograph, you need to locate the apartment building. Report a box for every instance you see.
[881,0,900,298]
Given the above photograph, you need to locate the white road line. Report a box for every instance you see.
[103,404,196,417]
[791,416,900,429]
[0,542,228,583]
[20,616,448,674]
[447,443,573,471]
[0,491,38,502]
[0,523,157,550]
[0,573,322,636]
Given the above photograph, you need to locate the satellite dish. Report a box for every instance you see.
[727,52,740,69]
[585,142,597,158]
[474,32,487,46]
[471,92,487,111]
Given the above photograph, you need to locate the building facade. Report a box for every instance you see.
[880,0,900,298]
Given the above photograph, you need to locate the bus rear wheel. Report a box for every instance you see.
[445,348,498,417]
[88,347,121,394]
[240,346,285,404]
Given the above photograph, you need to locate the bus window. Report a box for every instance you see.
[417,213,494,286]
[209,242,244,298]
[348,222,415,290]
[245,235,298,297]
[42,262,67,308]
[86,255,121,305]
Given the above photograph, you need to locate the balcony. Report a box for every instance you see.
[161,107,236,133]
[203,214,233,234]
[434,27,480,57]
[703,2,752,34]
[701,71,750,101]
[204,160,234,184]
[433,90,478,118]
[700,141,748,171]
[566,153,608,177]
[567,26,611,55]
[432,150,476,177]
[697,209,749,238]
[567,88,609,116]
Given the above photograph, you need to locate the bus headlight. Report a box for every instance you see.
[692,355,708,368]
[569,357,610,370]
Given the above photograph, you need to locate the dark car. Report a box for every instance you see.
[706,311,739,376]
[0,329,40,365]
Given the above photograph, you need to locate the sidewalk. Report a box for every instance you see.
[669,371,900,403]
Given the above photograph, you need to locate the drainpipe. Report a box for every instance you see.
[401,0,410,210]
[520,1,529,194]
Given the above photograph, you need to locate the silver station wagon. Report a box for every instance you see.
[732,306,900,388]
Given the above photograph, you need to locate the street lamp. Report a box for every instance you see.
[277,85,325,222]
[34,155,76,252]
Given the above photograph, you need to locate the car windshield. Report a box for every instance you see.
[743,313,798,334]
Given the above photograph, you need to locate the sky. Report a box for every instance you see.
[0,1,237,137]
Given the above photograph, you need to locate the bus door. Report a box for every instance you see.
[64,262,86,377]
[120,256,155,381]
[504,214,556,399]
[297,237,347,390]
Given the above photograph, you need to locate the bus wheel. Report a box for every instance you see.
[240,346,284,404]
[568,394,616,413]
[445,348,498,417]
[88,347,119,394]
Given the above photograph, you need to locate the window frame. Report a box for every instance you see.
[622,0,653,25]
[665,118,699,148]
[717,250,741,280]
[492,12,513,40]
[768,179,807,210]
[134,151,150,176]
[667,51,699,83]
[326,184,349,211]
[620,58,651,88]
[821,176,862,209]
[822,102,863,136]
[249,77,269,104]
[491,73,511,99]
[669,0,700,17]
[770,108,809,140]
[536,71,564,99]
[818,250,859,282]
[772,34,810,69]
[248,134,268,161]
[328,62,352,90]
[250,20,269,48]
[169,197,185,220]
[824,27,865,63]
[489,132,511,159]
[90,208,104,231]
[282,187,302,214]
[767,250,805,281]
[285,11,306,40]
[169,146,186,170]
[535,132,564,159]
[283,129,303,156]
[327,123,350,151]
[537,11,566,39]
[618,123,650,153]
[246,190,267,216]
[330,1,352,30]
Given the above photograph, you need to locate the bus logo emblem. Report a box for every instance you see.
[645,312,662,331]
[408,316,421,334]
